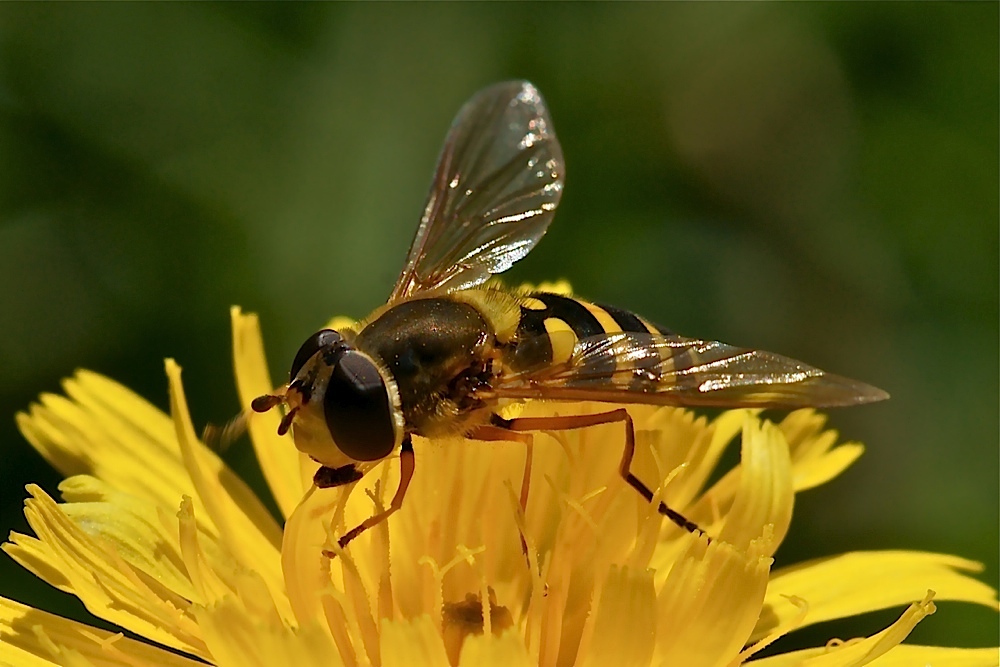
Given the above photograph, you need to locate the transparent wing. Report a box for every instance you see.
[498,331,888,408]
[389,81,564,302]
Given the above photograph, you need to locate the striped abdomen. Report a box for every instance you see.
[506,292,672,384]
[496,291,887,408]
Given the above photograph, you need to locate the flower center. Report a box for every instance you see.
[441,591,514,665]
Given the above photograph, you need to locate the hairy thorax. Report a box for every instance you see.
[353,297,500,438]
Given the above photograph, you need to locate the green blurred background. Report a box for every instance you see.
[0,3,996,655]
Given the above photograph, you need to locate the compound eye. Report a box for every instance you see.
[323,351,399,461]
[290,329,343,380]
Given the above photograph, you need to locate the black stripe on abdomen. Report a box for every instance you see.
[648,321,674,336]
[510,292,608,374]
[530,293,605,339]
[592,303,673,391]
[539,293,614,383]
[594,302,674,336]
[594,303,647,333]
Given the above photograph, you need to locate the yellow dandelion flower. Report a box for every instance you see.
[2,306,997,667]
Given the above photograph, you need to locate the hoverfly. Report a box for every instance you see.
[252,81,887,550]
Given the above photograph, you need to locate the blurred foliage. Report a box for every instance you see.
[0,3,996,654]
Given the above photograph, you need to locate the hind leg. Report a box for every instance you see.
[488,409,702,534]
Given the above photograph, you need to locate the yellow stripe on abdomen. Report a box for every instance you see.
[583,303,624,335]
[542,316,577,365]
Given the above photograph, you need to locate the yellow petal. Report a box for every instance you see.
[176,496,239,608]
[754,552,999,641]
[459,627,533,667]
[779,410,865,491]
[684,407,756,503]
[16,371,210,532]
[635,408,718,512]
[867,645,1000,666]
[57,475,199,603]
[655,534,772,667]
[579,566,656,667]
[791,442,864,492]
[3,485,209,658]
[281,484,342,629]
[381,615,452,667]
[281,481,378,666]
[194,596,340,667]
[231,307,308,518]
[718,419,793,554]
[0,595,205,667]
[165,359,292,624]
[648,408,751,575]
[751,593,938,666]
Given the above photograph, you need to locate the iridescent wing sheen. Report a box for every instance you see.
[497,331,889,409]
[389,81,564,302]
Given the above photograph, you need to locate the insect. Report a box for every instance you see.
[252,81,888,551]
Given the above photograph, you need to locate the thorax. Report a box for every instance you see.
[354,297,496,436]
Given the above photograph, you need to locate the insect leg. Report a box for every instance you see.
[331,435,415,551]
[314,463,363,488]
[492,409,703,535]
[467,421,534,513]
[467,420,535,566]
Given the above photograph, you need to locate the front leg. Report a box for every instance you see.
[324,434,416,554]
[314,462,363,488]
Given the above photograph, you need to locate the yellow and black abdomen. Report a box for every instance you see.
[508,291,670,373]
